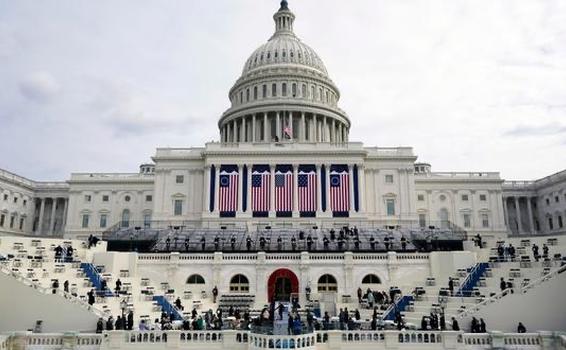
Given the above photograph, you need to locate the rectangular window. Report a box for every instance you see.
[262,85,267,98]
[146,195,153,202]
[13,197,17,204]
[385,175,394,184]
[311,86,315,99]
[546,198,550,206]
[246,88,250,101]
[417,194,424,201]
[144,214,151,228]
[85,195,92,202]
[463,214,471,228]
[481,214,489,228]
[3,194,7,201]
[419,214,426,228]
[102,195,109,202]
[0,214,4,227]
[559,216,563,229]
[99,214,107,228]
[253,86,258,100]
[292,83,297,97]
[555,196,560,203]
[386,199,395,216]
[23,200,27,206]
[174,200,183,216]
[548,217,554,230]
[272,83,277,97]
[282,83,287,97]
[461,194,469,201]
[82,214,89,228]
[19,218,24,230]
[479,194,487,201]
[176,175,184,184]
[10,216,15,229]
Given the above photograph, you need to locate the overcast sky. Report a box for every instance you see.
[1,0,565,181]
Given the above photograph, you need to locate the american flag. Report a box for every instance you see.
[298,170,317,212]
[330,170,350,212]
[252,171,270,212]
[275,170,293,212]
[283,124,292,139]
[219,170,238,212]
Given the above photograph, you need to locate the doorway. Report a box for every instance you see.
[267,268,299,302]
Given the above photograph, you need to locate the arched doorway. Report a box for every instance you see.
[267,268,299,302]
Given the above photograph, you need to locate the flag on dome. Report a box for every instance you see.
[252,165,271,216]
[298,165,317,216]
[275,165,293,215]
[283,124,293,139]
[219,165,239,216]
[330,165,350,215]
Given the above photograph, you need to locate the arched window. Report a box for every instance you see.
[292,83,297,97]
[186,274,205,284]
[230,274,249,293]
[253,86,258,100]
[302,84,306,98]
[121,209,130,228]
[262,85,267,98]
[246,88,250,102]
[282,83,287,97]
[318,274,337,292]
[362,274,381,284]
[272,83,277,97]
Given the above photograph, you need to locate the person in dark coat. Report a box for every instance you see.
[440,314,446,331]
[451,317,460,331]
[106,317,114,331]
[127,311,134,330]
[471,317,478,333]
[517,322,526,333]
[212,286,218,303]
[63,280,69,293]
[88,289,96,305]
[287,314,294,335]
[421,316,428,330]
[448,277,454,296]
[96,318,104,333]
[480,318,486,333]
[500,278,506,292]
[52,280,59,294]
[115,316,123,330]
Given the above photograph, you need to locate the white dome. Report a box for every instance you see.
[242,35,328,76]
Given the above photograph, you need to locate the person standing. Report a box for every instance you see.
[212,286,218,303]
[451,317,460,331]
[448,277,454,296]
[127,310,134,331]
[480,318,486,333]
[517,322,526,333]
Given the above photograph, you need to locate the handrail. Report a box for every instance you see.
[457,263,566,319]
[0,262,107,319]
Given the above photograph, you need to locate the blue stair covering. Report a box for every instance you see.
[80,263,113,297]
[456,262,489,297]
[153,296,183,321]
[383,295,414,321]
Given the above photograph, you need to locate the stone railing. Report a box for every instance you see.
[0,263,107,319]
[456,263,566,319]
[2,330,565,350]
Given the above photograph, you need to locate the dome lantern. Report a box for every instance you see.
[273,0,295,37]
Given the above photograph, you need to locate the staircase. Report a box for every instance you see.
[153,296,183,321]
[80,263,113,297]
[456,263,488,297]
[383,295,414,321]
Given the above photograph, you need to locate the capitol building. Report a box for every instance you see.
[0,1,565,349]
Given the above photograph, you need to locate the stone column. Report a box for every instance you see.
[322,116,327,142]
[527,197,535,234]
[204,165,211,212]
[316,164,323,216]
[276,112,281,140]
[237,165,243,213]
[514,196,522,234]
[61,199,68,234]
[263,112,268,142]
[358,164,365,213]
[293,164,299,217]
[331,119,336,143]
[252,114,256,142]
[37,198,45,235]
[311,115,316,141]
[240,118,246,142]
[214,166,220,213]
[49,198,57,235]
[301,112,306,141]
[502,197,509,227]
[270,165,276,217]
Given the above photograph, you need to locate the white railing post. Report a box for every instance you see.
[488,331,504,349]
[538,331,556,350]
[383,330,399,349]
[103,331,125,349]
[325,330,341,350]
[166,330,181,348]
[442,331,461,349]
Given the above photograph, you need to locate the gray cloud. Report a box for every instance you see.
[18,71,60,103]
[504,123,566,137]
